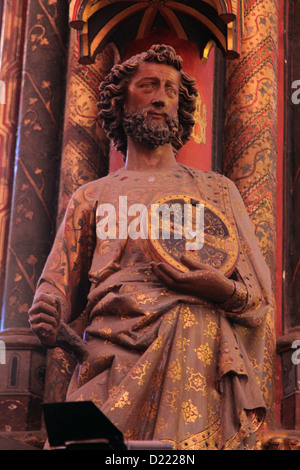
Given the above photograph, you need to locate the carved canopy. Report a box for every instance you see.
[68,0,245,63]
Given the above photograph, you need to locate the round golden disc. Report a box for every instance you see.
[146,194,239,276]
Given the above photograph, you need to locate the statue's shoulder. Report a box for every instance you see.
[71,171,120,201]
[180,164,234,187]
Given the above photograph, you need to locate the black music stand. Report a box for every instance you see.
[43,401,127,450]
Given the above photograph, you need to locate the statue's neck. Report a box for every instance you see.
[124,138,177,172]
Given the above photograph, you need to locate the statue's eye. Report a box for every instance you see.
[166,87,177,95]
[140,82,155,89]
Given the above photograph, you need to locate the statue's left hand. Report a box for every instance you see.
[150,254,235,303]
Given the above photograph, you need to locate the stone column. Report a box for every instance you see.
[1,0,69,330]
[223,0,279,427]
[0,0,28,311]
[56,28,115,225]
[0,0,69,432]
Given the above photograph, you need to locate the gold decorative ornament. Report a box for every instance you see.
[191,91,207,145]
[146,194,239,276]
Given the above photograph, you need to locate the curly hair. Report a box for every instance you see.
[98,44,198,156]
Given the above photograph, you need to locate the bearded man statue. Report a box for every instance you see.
[29,44,272,450]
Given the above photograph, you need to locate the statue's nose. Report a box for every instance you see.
[151,98,165,109]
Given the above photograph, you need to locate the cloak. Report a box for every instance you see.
[35,164,272,449]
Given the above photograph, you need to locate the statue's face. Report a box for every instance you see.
[125,61,180,123]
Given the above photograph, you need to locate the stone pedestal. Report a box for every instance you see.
[0,328,46,432]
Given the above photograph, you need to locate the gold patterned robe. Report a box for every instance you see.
[35,164,272,450]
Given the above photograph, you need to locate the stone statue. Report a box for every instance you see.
[28,44,272,449]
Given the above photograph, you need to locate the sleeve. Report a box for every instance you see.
[32,184,97,323]
[219,178,273,328]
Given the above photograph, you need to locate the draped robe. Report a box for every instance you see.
[34,164,272,450]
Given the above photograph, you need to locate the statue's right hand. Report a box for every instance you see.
[28,292,61,347]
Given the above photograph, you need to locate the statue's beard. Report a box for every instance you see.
[122,109,179,148]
